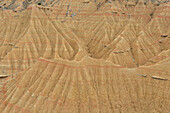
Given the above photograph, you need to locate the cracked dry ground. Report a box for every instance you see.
[0,0,170,113]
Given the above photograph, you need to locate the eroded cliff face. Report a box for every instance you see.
[0,0,169,113]
[0,57,170,113]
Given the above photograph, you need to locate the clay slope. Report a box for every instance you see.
[0,0,169,71]
[72,1,170,68]
[0,5,84,75]
[0,0,169,113]
[0,57,170,113]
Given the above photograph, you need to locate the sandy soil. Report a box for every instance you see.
[0,0,169,113]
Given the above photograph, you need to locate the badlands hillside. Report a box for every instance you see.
[0,0,170,113]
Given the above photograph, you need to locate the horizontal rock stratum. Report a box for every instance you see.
[0,0,170,113]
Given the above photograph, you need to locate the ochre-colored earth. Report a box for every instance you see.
[0,0,170,113]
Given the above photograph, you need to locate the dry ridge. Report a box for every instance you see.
[0,0,169,113]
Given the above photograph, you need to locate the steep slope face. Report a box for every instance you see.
[0,0,169,113]
[0,1,169,79]
[0,5,82,75]
[1,1,168,74]
[0,9,30,61]
[72,1,170,68]
[0,58,169,113]
[0,9,31,77]
[0,2,98,76]
[0,1,115,76]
